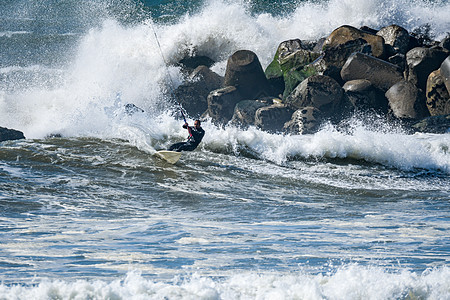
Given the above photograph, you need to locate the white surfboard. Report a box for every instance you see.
[155,150,182,164]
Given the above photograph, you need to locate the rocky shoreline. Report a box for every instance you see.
[2,24,449,142]
[175,24,450,135]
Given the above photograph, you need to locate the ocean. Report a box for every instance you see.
[0,0,449,299]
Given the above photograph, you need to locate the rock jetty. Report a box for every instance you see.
[174,24,450,134]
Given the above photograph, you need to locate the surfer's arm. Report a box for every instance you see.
[182,123,193,138]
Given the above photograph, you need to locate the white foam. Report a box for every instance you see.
[200,118,450,173]
[0,31,30,38]
[0,266,448,299]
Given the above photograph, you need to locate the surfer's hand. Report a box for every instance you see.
[183,123,188,129]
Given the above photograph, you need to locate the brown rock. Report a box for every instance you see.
[426,70,450,116]
[323,25,385,58]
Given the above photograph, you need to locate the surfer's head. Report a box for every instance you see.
[194,120,201,128]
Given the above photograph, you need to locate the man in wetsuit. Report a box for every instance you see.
[168,119,205,152]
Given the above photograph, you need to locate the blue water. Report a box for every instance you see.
[0,0,449,299]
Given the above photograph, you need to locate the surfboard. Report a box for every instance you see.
[155,150,182,164]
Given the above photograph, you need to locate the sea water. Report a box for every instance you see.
[0,0,449,299]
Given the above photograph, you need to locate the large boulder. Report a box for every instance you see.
[285,75,343,118]
[343,79,388,114]
[323,25,386,58]
[254,104,294,133]
[0,127,25,142]
[426,70,450,116]
[283,106,322,135]
[224,50,273,99]
[440,56,450,93]
[265,39,320,99]
[230,99,273,128]
[174,65,224,118]
[385,80,430,119]
[341,52,404,91]
[206,86,244,124]
[377,24,410,55]
[405,47,449,91]
[321,38,372,68]
[313,38,372,85]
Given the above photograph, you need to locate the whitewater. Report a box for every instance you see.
[0,0,449,299]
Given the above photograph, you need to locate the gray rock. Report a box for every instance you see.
[0,127,25,142]
[405,47,449,91]
[343,79,388,113]
[377,25,410,55]
[440,36,450,51]
[174,65,224,118]
[321,38,371,69]
[190,65,224,89]
[178,55,215,74]
[341,52,403,91]
[385,80,430,119]
[255,104,294,133]
[387,53,406,72]
[224,50,273,99]
[285,75,343,118]
[206,86,244,124]
[426,69,450,116]
[230,99,272,128]
[343,79,373,92]
[283,107,322,135]
[411,114,450,133]
[312,38,372,85]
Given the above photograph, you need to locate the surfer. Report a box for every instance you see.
[168,120,205,152]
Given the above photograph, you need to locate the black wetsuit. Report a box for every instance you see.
[168,124,205,152]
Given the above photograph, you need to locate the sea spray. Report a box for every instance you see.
[199,117,450,173]
[0,266,448,299]
[2,0,449,139]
